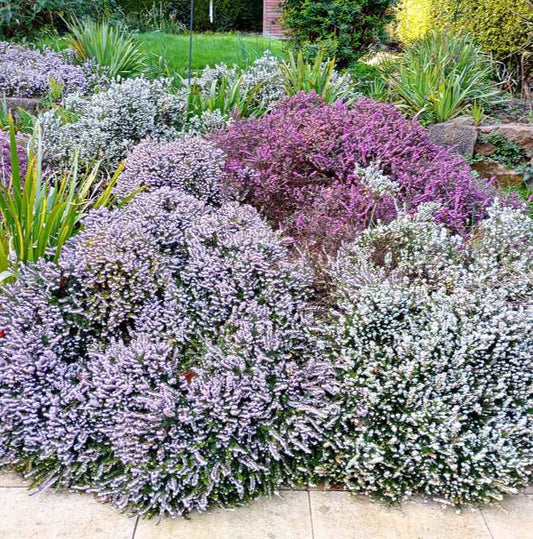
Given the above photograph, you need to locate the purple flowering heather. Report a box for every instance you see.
[0,188,336,517]
[0,42,89,98]
[214,92,497,252]
[114,136,227,204]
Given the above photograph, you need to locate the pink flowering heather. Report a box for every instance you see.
[214,92,497,252]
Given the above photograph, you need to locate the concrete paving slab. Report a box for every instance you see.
[134,491,312,539]
[0,471,28,488]
[481,496,533,539]
[309,491,491,539]
[0,488,136,539]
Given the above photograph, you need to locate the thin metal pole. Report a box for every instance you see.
[188,0,194,85]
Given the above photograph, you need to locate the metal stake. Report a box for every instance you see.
[188,0,194,85]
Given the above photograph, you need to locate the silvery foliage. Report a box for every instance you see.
[0,188,336,517]
[321,202,533,505]
[40,78,188,169]
[114,136,227,204]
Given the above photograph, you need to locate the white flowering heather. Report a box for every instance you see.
[0,188,336,516]
[40,78,188,169]
[0,42,90,97]
[356,162,401,198]
[184,109,230,134]
[321,203,533,505]
[114,136,227,204]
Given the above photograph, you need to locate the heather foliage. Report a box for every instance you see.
[0,188,335,516]
[321,203,533,504]
[40,77,188,169]
[214,93,496,252]
[114,136,227,204]
[0,42,91,98]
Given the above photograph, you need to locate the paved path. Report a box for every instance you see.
[1,472,532,538]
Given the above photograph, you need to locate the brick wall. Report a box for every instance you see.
[263,0,285,38]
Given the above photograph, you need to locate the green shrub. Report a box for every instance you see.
[280,0,393,68]
[395,0,531,61]
[116,0,263,32]
[0,0,113,37]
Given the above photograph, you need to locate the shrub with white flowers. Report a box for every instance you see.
[320,202,533,505]
[114,136,227,204]
[40,78,188,169]
[0,188,336,517]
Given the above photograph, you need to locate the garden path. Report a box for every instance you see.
[1,472,532,538]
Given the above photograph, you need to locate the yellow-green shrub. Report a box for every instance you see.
[396,0,531,60]
[395,0,434,44]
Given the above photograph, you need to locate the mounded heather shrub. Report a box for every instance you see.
[0,130,27,185]
[0,42,91,98]
[320,202,533,505]
[214,93,496,252]
[40,78,188,169]
[114,136,227,204]
[0,188,336,516]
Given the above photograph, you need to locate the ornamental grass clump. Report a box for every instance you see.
[0,42,90,98]
[0,188,336,517]
[114,136,227,204]
[214,93,496,253]
[321,202,533,505]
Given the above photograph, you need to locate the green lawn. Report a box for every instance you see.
[136,32,286,77]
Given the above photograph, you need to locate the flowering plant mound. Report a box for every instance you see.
[321,203,533,505]
[0,188,335,517]
[0,42,92,98]
[114,136,227,204]
[40,78,188,169]
[214,93,497,252]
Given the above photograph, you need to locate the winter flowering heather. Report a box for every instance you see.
[40,78,188,169]
[214,93,497,252]
[0,188,336,516]
[321,202,533,505]
[114,136,227,204]
[0,42,90,98]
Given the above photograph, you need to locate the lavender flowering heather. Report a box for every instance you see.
[0,188,336,516]
[214,93,497,252]
[320,202,533,505]
[0,42,89,98]
[114,136,227,204]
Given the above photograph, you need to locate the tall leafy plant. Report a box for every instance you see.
[280,50,358,104]
[66,18,146,79]
[382,31,502,124]
[0,116,120,282]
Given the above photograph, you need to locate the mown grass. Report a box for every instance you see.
[29,31,286,78]
[136,32,286,77]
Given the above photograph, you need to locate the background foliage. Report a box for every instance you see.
[280,0,393,67]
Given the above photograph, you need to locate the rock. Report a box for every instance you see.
[471,160,524,187]
[475,141,497,157]
[428,116,478,157]
[478,124,533,159]
[4,97,40,116]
